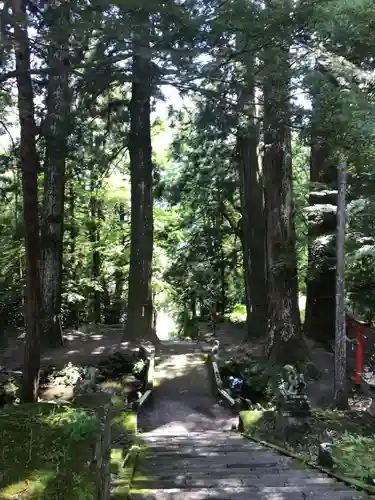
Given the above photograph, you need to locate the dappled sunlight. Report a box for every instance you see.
[0,469,55,498]
[138,349,237,433]
[155,353,204,382]
[2,324,132,370]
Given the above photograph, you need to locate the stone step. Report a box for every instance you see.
[141,432,240,441]
[141,435,247,444]
[142,441,262,450]
[141,439,255,447]
[140,461,292,474]
[142,445,263,455]
[129,486,368,500]
[141,450,288,462]
[139,463,291,475]
[133,470,336,488]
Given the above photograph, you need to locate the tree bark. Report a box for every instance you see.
[12,0,41,402]
[237,127,267,338]
[334,155,348,409]
[304,69,338,348]
[263,4,305,363]
[40,3,70,347]
[88,182,102,324]
[124,40,158,343]
[236,42,267,339]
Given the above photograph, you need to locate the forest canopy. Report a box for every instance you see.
[1,0,375,404]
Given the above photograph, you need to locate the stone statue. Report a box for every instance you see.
[276,364,311,441]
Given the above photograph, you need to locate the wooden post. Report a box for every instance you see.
[334,155,348,409]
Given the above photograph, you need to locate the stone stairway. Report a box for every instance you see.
[127,343,370,500]
[130,430,369,500]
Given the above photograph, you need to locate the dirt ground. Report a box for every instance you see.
[1,319,374,412]
[0,324,137,371]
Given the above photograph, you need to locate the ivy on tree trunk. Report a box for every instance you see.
[304,67,339,349]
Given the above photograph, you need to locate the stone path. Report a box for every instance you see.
[138,341,237,434]
[130,341,370,500]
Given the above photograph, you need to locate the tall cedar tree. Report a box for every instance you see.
[12,0,41,402]
[236,51,267,339]
[304,66,338,348]
[124,32,158,342]
[40,2,70,347]
[263,0,305,363]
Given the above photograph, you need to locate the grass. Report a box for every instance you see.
[240,407,375,483]
[0,403,100,500]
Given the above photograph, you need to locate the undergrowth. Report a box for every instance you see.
[0,403,100,499]
[240,407,375,483]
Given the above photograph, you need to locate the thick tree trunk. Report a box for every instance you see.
[236,41,267,339]
[263,10,305,363]
[334,156,348,409]
[13,0,41,402]
[304,71,338,348]
[124,45,158,342]
[40,15,70,347]
[237,130,267,338]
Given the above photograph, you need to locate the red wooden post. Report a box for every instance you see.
[355,324,364,387]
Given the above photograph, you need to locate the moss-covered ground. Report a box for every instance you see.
[0,403,100,500]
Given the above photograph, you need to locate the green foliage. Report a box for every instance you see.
[0,403,99,499]
[334,432,375,481]
[44,406,100,442]
[226,304,247,324]
[1,0,375,340]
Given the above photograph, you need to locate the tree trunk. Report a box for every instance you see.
[237,130,267,338]
[304,69,338,348]
[66,177,80,327]
[334,156,348,409]
[124,41,158,343]
[40,6,70,347]
[89,185,102,324]
[236,50,267,339]
[102,281,111,324]
[263,6,305,363]
[12,0,41,402]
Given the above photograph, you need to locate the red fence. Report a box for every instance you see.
[345,312,372,386]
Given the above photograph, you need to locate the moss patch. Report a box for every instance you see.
[106,376,139,499]
[0,403,100,499]
[240,407,375,483]
[240,409,264,428]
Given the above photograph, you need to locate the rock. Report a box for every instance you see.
[318,443,334,468]
[121,374,142,394]
[73,366,99,396]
